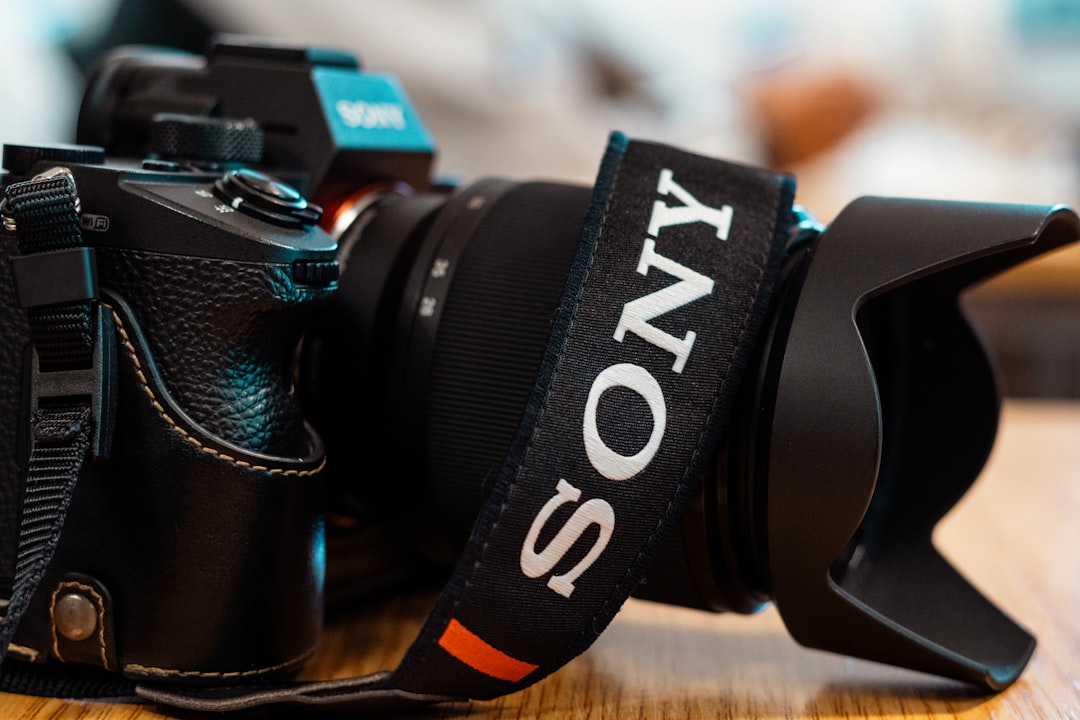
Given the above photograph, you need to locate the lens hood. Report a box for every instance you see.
[764,198,1079,688]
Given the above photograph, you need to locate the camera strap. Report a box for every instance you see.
[137,133,795,713]
[0,172,116,668]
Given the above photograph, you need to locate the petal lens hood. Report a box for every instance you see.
[765,198,1079,688]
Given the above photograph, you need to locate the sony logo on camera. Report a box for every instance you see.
[519,168,733,598]
[335,99,407,130]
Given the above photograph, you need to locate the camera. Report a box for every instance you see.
[1,35,1077,711]
[0,144,336,682]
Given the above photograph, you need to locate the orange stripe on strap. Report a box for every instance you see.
[437,618,539,682]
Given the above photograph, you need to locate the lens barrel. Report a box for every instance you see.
[303,181,589,535]
[306,174,774,609]
[304,173,1079,691]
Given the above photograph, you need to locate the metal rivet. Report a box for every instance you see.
[54,593,97,642]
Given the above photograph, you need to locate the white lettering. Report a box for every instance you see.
[336,100,406,130]
[431,258,450,278]
[648,168,733,240]
[519,479,615,598]
[519,165,728,599]
[613,239,714,373]
[583,363,666,480]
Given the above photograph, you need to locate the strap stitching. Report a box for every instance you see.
[568,195,772,653]
[439,147,625,647]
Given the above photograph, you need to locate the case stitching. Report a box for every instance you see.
[124,646,315,679]
[7,643,40,662]
[49,580,109,670]
[109,308,325,478]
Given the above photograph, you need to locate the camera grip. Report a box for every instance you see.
[96,248,329,456]
[5,299,327,679]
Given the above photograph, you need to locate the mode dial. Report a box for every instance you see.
[213,168,322,229]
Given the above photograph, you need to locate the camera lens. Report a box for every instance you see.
[306,170,815,614]
[303,181,1073,689]
[304,172,787,613]
[303,180,591,540]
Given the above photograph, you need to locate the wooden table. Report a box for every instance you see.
[5,400,1080,719]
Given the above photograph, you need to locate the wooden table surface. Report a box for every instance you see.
[4,400,1080,719]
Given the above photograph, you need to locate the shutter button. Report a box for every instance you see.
[213,168,322,229]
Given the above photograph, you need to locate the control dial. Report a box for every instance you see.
[213,168,322,229]
[150,114,264,165]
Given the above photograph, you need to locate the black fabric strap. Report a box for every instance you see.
[25,304,94,372]
[3,175,93,370]
[0,655,137,700]
[3,175,83,252]
[391,134,794,697]
[0,404,92,661]
[138,134,795,713]
[0,172,105,670]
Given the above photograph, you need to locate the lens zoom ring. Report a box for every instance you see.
[425,182,591,529]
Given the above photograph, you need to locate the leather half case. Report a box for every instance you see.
[9,294,326,682]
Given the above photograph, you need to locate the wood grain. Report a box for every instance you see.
[4,400,1079,718]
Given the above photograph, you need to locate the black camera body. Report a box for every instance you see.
[77,37,437,206]
[0,36,453,682]
[0,144,336,677]
[1,34,1078,709]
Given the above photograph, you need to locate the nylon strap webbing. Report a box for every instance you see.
[4,175,94,369]
[0,404,92,661]
[0,173,102,667]
[137,134,795,713]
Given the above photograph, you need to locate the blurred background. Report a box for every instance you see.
[4,0,1080,395]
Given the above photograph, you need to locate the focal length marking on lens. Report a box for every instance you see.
[419,260,451,316]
